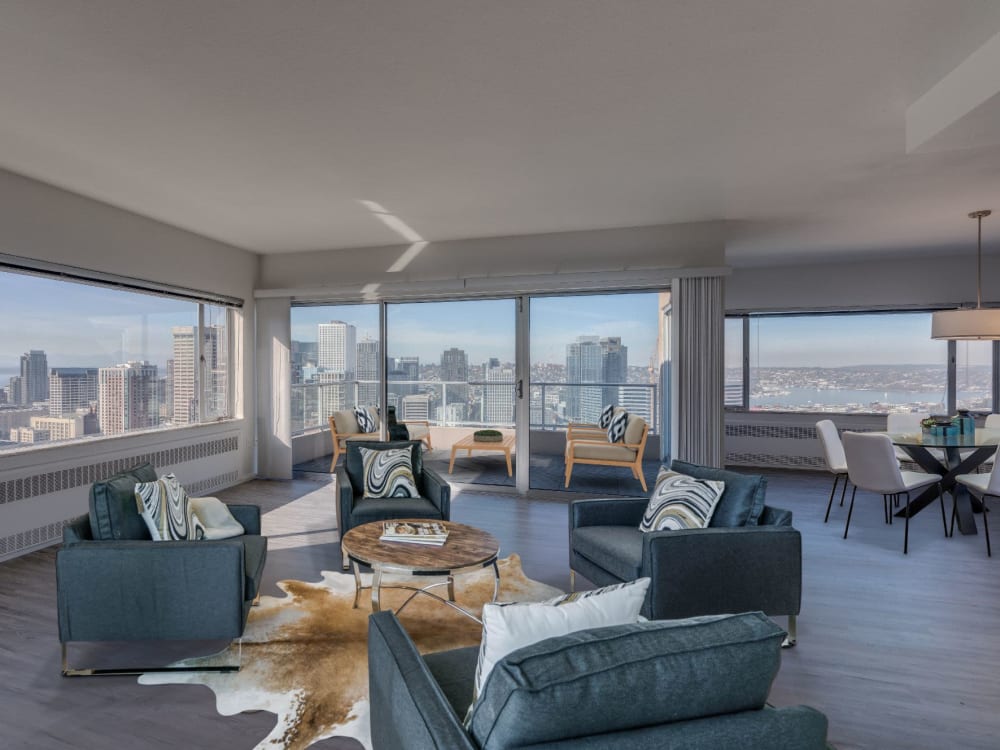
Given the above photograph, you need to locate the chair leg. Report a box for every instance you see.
[569,569,576,592]
[840,476,849,506]
[903,491,910,555]
[329,441,341,473]
[883,495,889,525]
[636,465,648,492]
[843,485,857,539]
[887,494,893,525]
[782,614,797,648]
[564,460,573,488]
[342,550,350,571]
[824,474,840,523]
[938,482,948,537]
[983,494,993,557]
[950,489,958,538]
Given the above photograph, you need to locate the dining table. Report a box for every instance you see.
[886,428,1000,535]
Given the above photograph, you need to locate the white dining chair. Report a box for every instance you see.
[816,420,849,523]
[886,412,932,463]
[842,431,947,554]
[953,464,999,557]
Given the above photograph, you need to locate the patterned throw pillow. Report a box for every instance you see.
[598,404,616,429]
[134,473,206,541]
[358,445,420,498]
[467,578,650,724]
[354,405,377,433]
[607,408,629,443]
[639,468,725,532]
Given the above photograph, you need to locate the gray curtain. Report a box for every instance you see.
[675,275,725,467]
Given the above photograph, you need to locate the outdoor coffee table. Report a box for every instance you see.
[340,519,500,623]
[448,433,515,476]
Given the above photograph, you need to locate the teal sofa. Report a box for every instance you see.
[57,462,266,675]
[368,609,829,749]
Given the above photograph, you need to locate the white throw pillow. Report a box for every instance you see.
[470,578,650,716]
[190,496,245,540]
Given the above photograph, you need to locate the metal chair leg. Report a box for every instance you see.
[782,614,797,648]
[950,490,958,538]
[883,495,889,525]
[569,569,576,592]
[903,491,910,555]
[938,482,948,537]
[824,474,840,523]
[342,550,350,571]
[983,494,993,557]
[843,486,857,539]
[840,477,849,506]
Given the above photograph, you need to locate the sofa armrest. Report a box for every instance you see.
[422,466,451,519]
[760,505,793,527]
[641,526,802,620]
[57,539,247,642]
[226,504,262,535]
[570,497,649,530]
[368,612,477,750]
[335,466,356,532]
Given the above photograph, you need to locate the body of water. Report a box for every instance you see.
[750,387,988,409]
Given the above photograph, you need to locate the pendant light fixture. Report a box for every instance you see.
[931,210,1000,340]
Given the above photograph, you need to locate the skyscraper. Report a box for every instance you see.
[565,336,628,424]
[171,326,225,424]
[318,321,357,375]
[388,356,420,400]
[98,361,159,435]
[441,347,469,405]
[356,338,380,406]
[19,350,49,404]
[482,360,515,425]
[49,368,98,417]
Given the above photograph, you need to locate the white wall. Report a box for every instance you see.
[0,169,260,559]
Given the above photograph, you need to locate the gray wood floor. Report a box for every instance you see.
[1,469,998,749]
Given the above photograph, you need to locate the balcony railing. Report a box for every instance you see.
[291,379,659,435]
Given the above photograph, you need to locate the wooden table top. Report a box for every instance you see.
[341,519,500,572]
[452,433,515,451]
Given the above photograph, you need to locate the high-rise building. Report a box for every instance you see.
[482,360,515,425]
[171,325,226,424]
[401,394,430,421]
[98,361,159,435]
[49,368,98,416]
[19,350,49,404]
[356,338,380,406]
[441,347,469,405]
[11,426,49,443]
[388,356,419,400]
[318,321,357,374]
[618,385,653,428]
[565,336,628,424]
[8,376,23,407]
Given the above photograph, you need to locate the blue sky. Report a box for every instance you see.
[292,293,663,367]
[0,272,194,371]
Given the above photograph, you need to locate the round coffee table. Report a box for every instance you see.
[340,519,500,623]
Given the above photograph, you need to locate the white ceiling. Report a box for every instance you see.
[2,1,1000,264]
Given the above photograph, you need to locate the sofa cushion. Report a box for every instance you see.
[349,496,442,525]
[89,462,158,541]
[469,611,785,750]
[572,443,637,462]
[242,535,267,600]
[623,414,646,445]
[639,468,725,532]
[671,460,767,527]
[571,526,643,582]
[358,445,420,499]
[346,440,423,495]
[333,409,360,436]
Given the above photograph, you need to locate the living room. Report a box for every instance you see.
[2,2,1000,749]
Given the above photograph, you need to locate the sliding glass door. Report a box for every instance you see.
[386,299,517,488]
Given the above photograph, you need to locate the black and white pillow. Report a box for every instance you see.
[598,404,616,429]
[358,445,420,499]
[134,473,206,541]
[607,409,629,443]
[354,405,377,433]
[639,468,725,532]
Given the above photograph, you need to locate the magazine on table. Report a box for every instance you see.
[380,521,449,545]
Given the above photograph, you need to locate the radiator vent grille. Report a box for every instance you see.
[726,452,827,470]
[0,436,238,506]
[0,470,242,561]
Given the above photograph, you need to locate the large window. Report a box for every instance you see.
[0,270,235,453]
[725,311,998,414]
[290,304,380,433]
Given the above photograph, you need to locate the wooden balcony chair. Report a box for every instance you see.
[565,414,649,491]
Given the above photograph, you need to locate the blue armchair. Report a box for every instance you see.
[570,460,802,644]
[57,462,267,675]
[335,440,450,569]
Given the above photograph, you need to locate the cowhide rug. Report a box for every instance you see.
[138,554,561,749]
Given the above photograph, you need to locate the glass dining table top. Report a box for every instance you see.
[885,428,1000,449]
